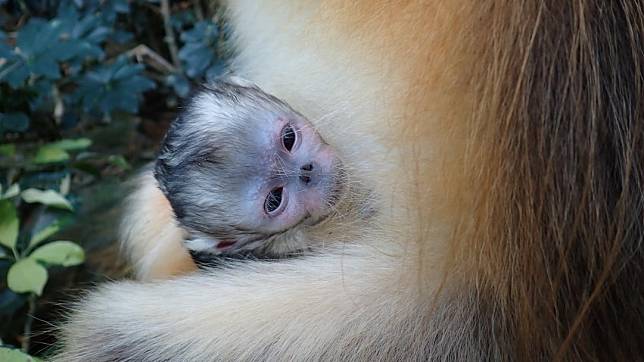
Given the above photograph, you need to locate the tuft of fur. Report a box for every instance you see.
[119,169,195,280]
[56,0,644,360]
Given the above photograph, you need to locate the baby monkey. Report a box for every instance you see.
[154,77,344,264]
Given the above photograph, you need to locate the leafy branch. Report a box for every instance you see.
[0,0,231,357]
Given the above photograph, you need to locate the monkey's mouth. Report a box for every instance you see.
[215,234,267,254]
[216,240,237,249]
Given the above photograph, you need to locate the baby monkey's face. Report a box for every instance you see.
[155,79,343,254]
[233,106,341,241]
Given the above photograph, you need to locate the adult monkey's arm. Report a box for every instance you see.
[56,1,644,360]
[57,247,460,361]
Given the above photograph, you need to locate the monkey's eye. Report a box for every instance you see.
[264,187,284,215]
[281,124,297,152]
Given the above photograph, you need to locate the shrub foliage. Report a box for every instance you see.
[0,0,228,357]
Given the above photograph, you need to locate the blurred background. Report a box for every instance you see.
[0,0,230,359]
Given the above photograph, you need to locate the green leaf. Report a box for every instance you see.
[28,79,54,111]
[48,138,92,151]
[28,220,61,249]
[70,161,100,177]
[68,13,98,39]
[86,27,111,44]
[113,63,144,80]
[108,154,131,170]
[166,74,191,97]
[16,20,43,55]
[29,54,60,79]
[0,346,42,362]
[60,174,71,195]
[0,43,11,59]
[180,21,218,43]
[0,143,15,156]
[110,30,133,44]
[112,0,130,13]
[2,184,20,199]
[12,18,69,83]
[205,62,226,81]
[75,57,155,116]
[0,288,26,316]
[33,145,70,164]
[179,43,213,78]
[0,200,19,250]
[30,241,84,267]
[21,188,73,210]
[0,112,30,133]
[178,21,220,79]
[7,258,48,295]
[4,62,30,88]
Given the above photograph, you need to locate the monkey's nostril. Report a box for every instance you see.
[300,163,313,184]
[300,163,314,184]
[301,163,314,171]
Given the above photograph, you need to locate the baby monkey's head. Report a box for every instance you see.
[155,78,343,254]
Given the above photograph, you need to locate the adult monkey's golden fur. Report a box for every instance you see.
[57,0,644,360]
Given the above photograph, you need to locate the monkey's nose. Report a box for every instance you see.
[299,163,314,184]
[301,163,314,171]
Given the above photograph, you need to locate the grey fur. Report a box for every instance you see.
[154,78,344,258]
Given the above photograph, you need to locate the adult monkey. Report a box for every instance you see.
[57,1,644,360]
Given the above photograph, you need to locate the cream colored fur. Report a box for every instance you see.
[56,1,474,360]
[119,170,195,280]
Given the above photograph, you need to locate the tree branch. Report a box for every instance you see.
[160,0,182,72]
